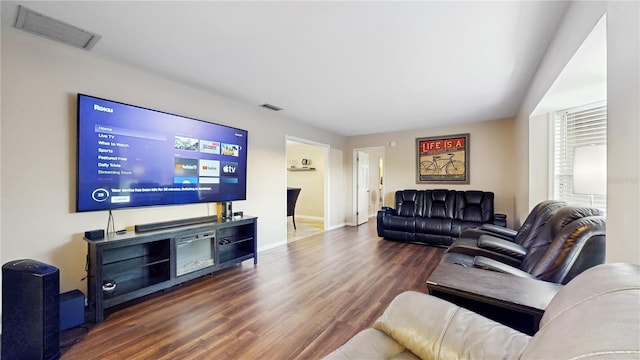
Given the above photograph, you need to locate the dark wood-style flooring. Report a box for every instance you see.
[61,220,445,359]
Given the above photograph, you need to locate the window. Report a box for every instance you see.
[552,101,607,212]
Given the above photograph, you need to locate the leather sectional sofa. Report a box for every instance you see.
[377,189,506,247]
[324,262,640,360]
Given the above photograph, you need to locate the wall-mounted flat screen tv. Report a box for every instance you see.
[76,94,248,212]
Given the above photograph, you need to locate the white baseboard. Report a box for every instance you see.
[295,215,324,221]
[257,240,287,253]
[327,223,346,230]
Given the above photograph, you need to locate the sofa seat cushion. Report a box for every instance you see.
[444,238,523,267]
[415,217,452,236]
[451,219,495,237]
[380,215,416,242]
[382,216,416,232]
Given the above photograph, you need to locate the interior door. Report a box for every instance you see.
[357,151,370,225]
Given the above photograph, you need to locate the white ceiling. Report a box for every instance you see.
[1,1,573,136]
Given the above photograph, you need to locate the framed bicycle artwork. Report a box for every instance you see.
[416,133,469,184]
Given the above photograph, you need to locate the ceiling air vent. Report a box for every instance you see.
[261,103,283,111]
[15,5,102,50]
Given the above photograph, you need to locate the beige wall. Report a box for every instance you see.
[0,29,347,294]
[286,142,325,219]
[528,113,551,207]
[515,1,640,263]
[605,1,640,263]
[329,148,346,229]
[347,117,516,227]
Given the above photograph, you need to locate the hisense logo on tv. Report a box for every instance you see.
[94,104,114,113]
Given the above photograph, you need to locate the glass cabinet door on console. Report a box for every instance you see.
[175,231,216,276]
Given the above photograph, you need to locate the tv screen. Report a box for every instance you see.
[76,94,248,212]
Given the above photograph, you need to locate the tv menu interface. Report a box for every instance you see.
[76,94,248,212]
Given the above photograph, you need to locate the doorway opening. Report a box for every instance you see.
[353,146,385,226]
[286,137,329,242]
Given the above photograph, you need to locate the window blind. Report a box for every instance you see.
[552,101,607,213]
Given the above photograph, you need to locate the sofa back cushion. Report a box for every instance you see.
[394,190,423,217]
[516,200,567,248]
[423,190,456,219]
[527,215,606,284]
[521,206,604,272]
[455,191,494,222]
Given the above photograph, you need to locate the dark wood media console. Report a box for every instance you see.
[85,216,257,322]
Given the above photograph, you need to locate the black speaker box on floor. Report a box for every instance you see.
[2,259,61,360]
[60,289,85,331]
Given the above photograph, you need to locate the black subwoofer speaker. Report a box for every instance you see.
[2,259,61,360]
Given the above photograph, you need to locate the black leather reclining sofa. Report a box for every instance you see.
[377,189,506,247]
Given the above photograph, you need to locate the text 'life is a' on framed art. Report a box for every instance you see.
[416,133,469,184]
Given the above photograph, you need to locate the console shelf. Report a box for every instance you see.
[85,216,257,322]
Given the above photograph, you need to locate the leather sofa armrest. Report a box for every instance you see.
[493,213,507,227]
[377,208,396,238]
[473,256,535,279]
[479,224,517,239]
[478,234,526,259]
[380,206,394,215]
